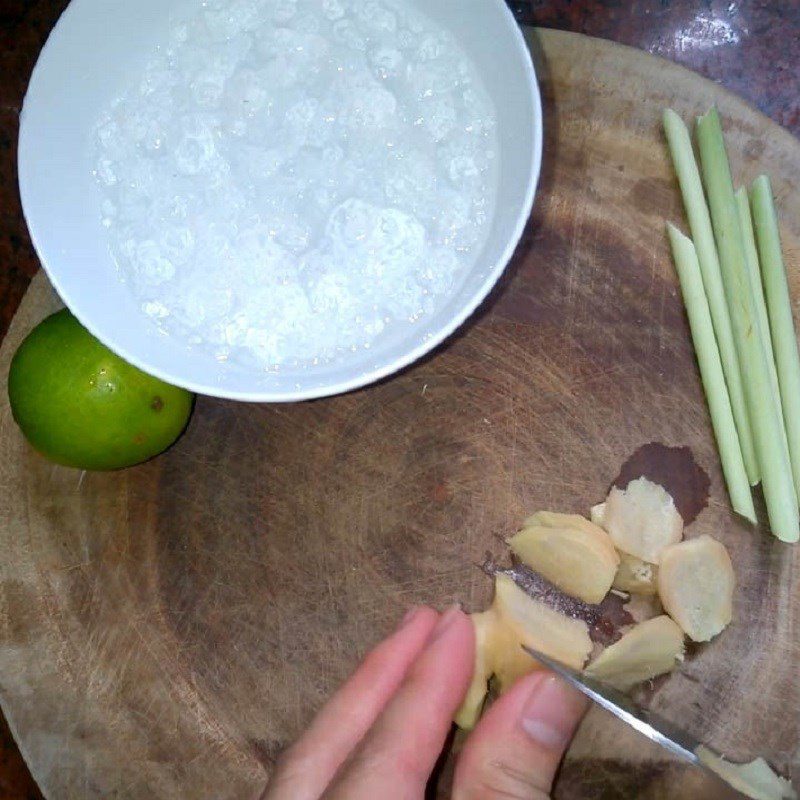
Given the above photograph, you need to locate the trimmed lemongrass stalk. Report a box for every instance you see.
[751,174,800,505]
[667,224,756,522]
[697,107,798,542]
[663,109,759,486]
[736,185,790,467]
[735,187,781,404]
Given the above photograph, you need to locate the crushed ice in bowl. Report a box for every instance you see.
[94,0,499,370]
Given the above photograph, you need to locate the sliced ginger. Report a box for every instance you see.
[613,552,658,595]
[524,510,611,540]
[601,477,683,563]
[584,615,684,690]
[658,534,734,642]
[457,484,737,730]
[508,514,619,604]
[454,574,592,728]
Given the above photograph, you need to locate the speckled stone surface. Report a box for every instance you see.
[0,1,798,796]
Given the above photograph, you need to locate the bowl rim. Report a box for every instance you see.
[18,0,542,403]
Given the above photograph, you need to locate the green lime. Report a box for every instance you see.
[8,309,193,470]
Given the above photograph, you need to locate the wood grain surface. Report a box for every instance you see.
[0,28,799,799]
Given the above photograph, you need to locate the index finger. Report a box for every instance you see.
[263,606,440,800]
[323,606,475,800]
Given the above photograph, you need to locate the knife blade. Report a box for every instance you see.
[521,645,703,765]
[522,645,800,800]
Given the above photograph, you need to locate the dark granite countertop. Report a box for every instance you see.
[1,1,798,796]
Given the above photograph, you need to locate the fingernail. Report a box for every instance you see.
[400,606,424,627]
[429,603,462,642]
[520,674,582,750]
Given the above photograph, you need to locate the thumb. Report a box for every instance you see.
[452,671,588,800]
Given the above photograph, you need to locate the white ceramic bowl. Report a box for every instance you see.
[18,0,541,402]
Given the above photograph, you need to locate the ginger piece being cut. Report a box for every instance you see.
[584,615,684,690]
[613,552,658,595]
[454,611,494,730]
[492,574,593,691]
[508,515,619,604]
[601,477,683,563]
[454,574,593,727]
[658,534,734,642]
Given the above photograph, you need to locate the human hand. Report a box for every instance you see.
[262,605,588,800]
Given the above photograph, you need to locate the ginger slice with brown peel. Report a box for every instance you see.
[658,534,734,642]
[583,615,684,690]
[613,552,658,595]
[696,747,797,800]
[454,611,494,730]
[508,520,619,604]
[601,477,683,563]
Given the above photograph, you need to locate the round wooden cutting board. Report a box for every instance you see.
[1,28,799,800]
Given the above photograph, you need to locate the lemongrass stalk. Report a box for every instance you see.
[663,109,759,485]
[667,224,756,522]
[736,185,788,466]
[751,174,800,506]
[697,107,798,542]
[736,186,781,402]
